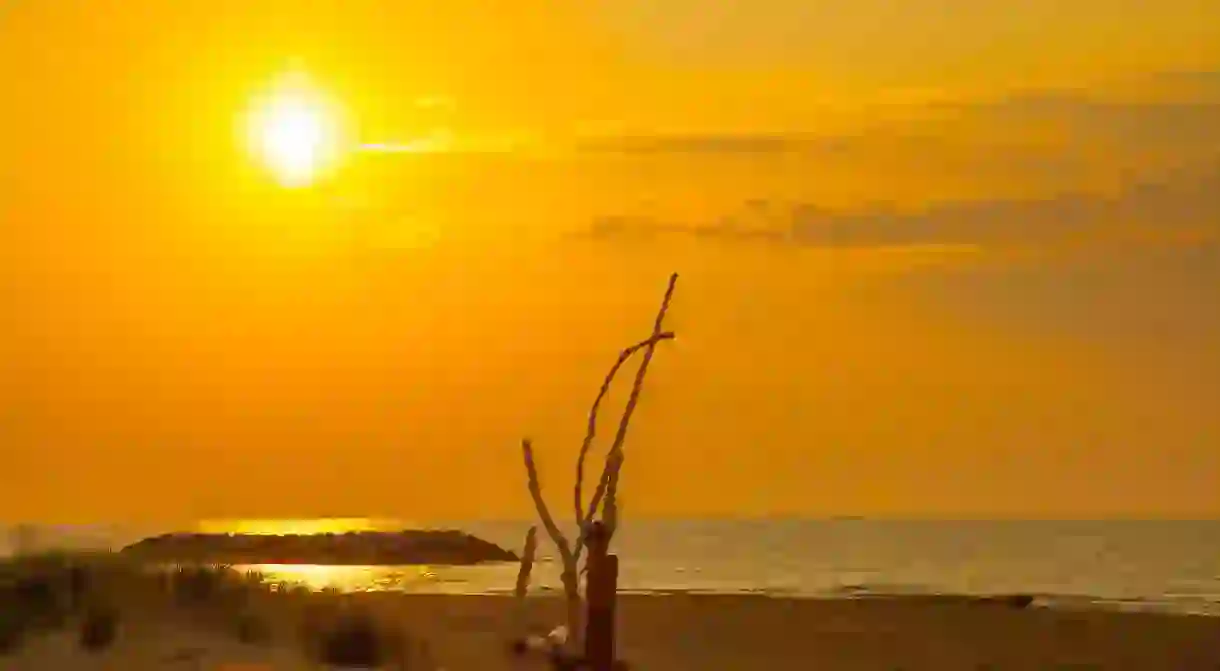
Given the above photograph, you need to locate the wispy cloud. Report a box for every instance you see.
[575,70,1220,165]
[412,95,456,111]
[356,129,532,155]
[578,133,808,155]
[584,159,1220,252]
[573,70,1220,256]
[359,137,454,154]
[926,88,1220,156]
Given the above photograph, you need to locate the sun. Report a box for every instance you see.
[259,97,324,185]
[244,71,343,187]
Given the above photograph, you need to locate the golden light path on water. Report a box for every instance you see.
[193,518,528,594]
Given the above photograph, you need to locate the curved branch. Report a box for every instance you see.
[575,273,679,560]
[573,331,675,530]
[521,439,574,567]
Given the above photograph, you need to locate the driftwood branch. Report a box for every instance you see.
[573,331,675,531]
[512,525,538,636]
[517,272,679,644]
[514,525,538,599]
[575,272,679,559]
[521,439,574,565]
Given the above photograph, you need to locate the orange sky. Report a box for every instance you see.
[2,0,1219,522]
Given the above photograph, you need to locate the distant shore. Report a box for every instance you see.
[7,520,1218,619]
[118,529,519,566]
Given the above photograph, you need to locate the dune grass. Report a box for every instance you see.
[0,549,428,668]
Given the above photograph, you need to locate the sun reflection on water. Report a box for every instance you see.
[231,562,536,595]
[238,563,439,592]
[191,518,525,594]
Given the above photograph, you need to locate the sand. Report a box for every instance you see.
[7,592,1218,670]
[364,593,1220,670]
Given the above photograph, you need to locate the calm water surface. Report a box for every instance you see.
[5,518,1219,615]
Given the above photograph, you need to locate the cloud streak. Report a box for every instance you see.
[584,159,1220,251]
[578,133,815,155]
[575,70,1220,164]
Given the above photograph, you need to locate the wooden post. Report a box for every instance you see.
[583,521,618,671]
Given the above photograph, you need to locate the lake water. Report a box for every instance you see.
[4,519,1218,616]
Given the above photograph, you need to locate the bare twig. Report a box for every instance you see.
[517,272,679,642]
[573,331,675,530]
[575,273,679,558]
[514,525,538,600]
[521,439,573,566]
[512,525,539,637]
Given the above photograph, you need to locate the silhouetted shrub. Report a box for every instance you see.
[172,566,222,605]
[315,609,385,668]
[66,563,91,611]
[0,606,27,655]
[11,574,64,628]
[235,611,271,644]
[78,604,119,652]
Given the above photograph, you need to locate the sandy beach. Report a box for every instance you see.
[7,591,1219,670]
[365,593,1220,670]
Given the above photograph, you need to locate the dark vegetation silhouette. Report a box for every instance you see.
[122,529,517,565]
[315,607,384,667]
[77,603,118,652]
[0,552,434,668]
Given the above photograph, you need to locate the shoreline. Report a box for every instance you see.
[368,587,1220,621]
[186,558,1220,619]
[226,566,1220,618]
[9,550,1217,619]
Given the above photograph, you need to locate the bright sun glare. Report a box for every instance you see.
[245,71,342,187]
